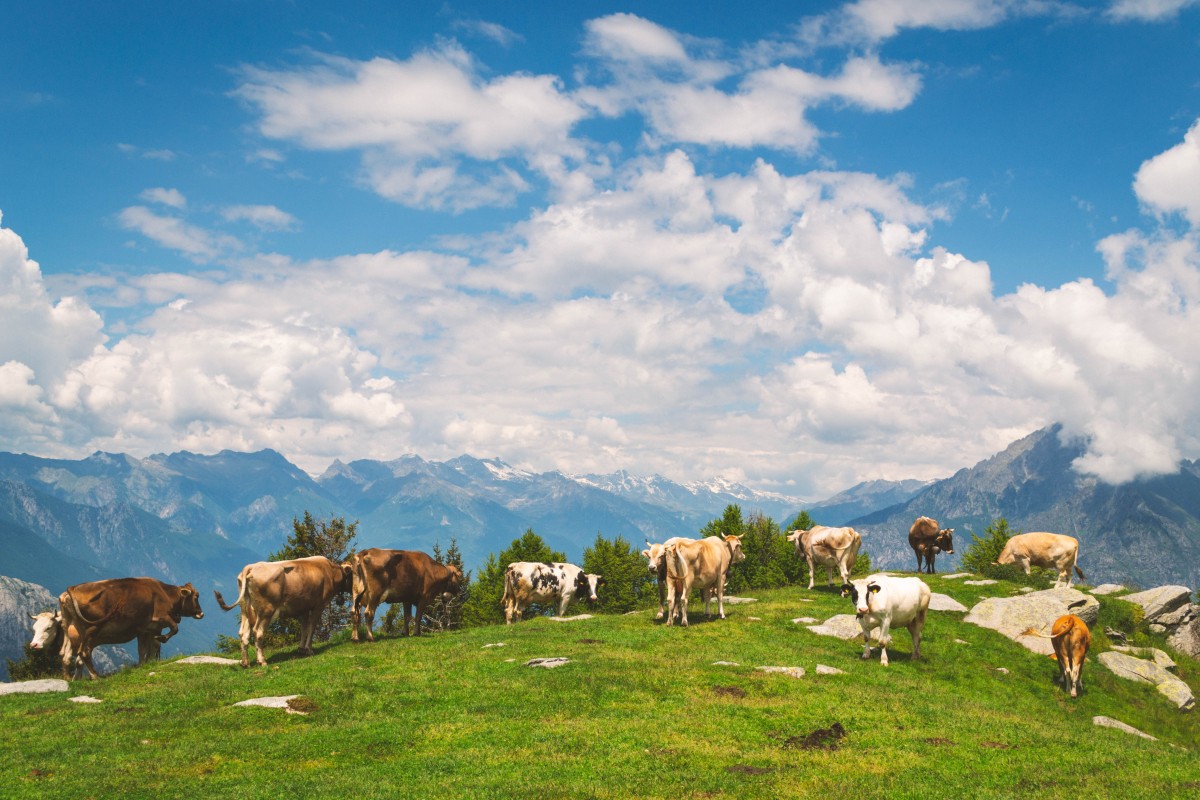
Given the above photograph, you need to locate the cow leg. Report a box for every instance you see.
[877,619,895,666]
[655,563,668,619]
[807,556,816,590]
[362,603,378,643]
[403,603,414,636]
[412,602,425,636]
[350,598,362,643]
[859,625,874,661]
[154,617,180,644]
[909,610,926,661]
[252,614,270,667]
[825,564,834,586]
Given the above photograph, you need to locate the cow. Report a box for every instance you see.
[994,532,1085,588]
[908,516,954,574]
[663,535,745,627]
[840,574,931,666]
[214,556,353,667]
[501,562,604,624]
[55,578,203,680]
[1023,613,1091,698]
[642,537,695,619]
[787,525,862,589]
[349,548,463,641]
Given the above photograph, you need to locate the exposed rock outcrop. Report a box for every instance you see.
[963,587,1099,655]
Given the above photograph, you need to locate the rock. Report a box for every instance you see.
[1018,587,1035,593]
[1111,646,1176,670]
[757,666,805,678]
[954,639,970,645]
[964,579,998,586]
[234,695,303,713]
[482,643,506,648]
[0,679,68,696]
[549,614,593,622]
[1093,716,1157,741]
[995,668,1009,674]
[173,656,241,665]
[721,596,758,605]
[1168,617,1200,658]
[815,665,845,675]
[69,695,102,703]
[963,587,1100,655]
[806,615,877,641]
[1119,586,1193,622]
[712,661,739,666]
[1098,652,1195,711]
[942,573,971,580]
[1090,584,1126,596]
[525,657,570,669]
[1105,627,1129,645]
[791,617,819,625]
[747,616,762,621]
[929,593,967,612]
[1155,604,1196,627]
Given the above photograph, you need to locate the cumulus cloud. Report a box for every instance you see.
[221,204,299,231]
[1106,0,1200,20]
[1133,119,1200,226]
[118,205,241,262]
[140,187,187,209]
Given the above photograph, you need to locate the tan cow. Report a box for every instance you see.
[642,537,695,619]
[663,535,745,627]
[349,549,462,641]
[214,556,353,667]
[1023,613,1091,697]
[995,532,1085,588]
[55,578,204,680]
[787,525,862,589]
[908,516,954,574]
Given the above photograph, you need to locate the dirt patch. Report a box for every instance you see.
[576,638,604,644]
[783,722,847,751]
[287,697,318,714]
[981,741,1013,749]
[28,769,52,779]
[713,685,747,699]
[924,737,954,746]
[727,765,773,775]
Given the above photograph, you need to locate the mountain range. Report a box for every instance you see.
[3,424,1199,677]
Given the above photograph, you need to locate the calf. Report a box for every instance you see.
[787,525,861,589]
[663,535,745,627]
[840,574,931,666]
[502,562,604,624]
[995,532,1084,588]
[1023,614,1091,698]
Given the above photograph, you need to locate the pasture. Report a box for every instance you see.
[2,576,1197,799]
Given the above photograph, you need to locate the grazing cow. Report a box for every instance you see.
[1023,613,1091,698]
[29,609,159,678]
[840,574,931,666]
[663,535,746,627]
[787,526,862,589]
[56,578,203,680]
[642,537,695,619]
[349,548,463,641]
[214,556,353,667]
[908,516,954,574]
[501,562,604,624]
[994,532,1085,588]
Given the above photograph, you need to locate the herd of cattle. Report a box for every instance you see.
[24,517,1092,696]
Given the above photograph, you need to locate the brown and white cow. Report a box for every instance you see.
[214,556,353,667]
[28,609,155,679]
[841,574,931,666]
[995,532,1085,588]
[1023,613,1091,698]
[349,548,462,641]
[501,562,604,624]
[663,535,745,627]
[642,537,695,619]
[55,578,203,680]
[787,525,862,589]
[908,516,954,574]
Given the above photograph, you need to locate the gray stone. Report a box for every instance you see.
[815,664,845,675]
[942,573,971,580]
[1119,586,1193,622]
[1155,604,1196,627]
[757,666,805,678]
[712,661,739,666]
[1098,652,1195,711]
[721,596,758,604]
[1018,587,1036,593]
[964,579,998,586]
[0,679,69,696]
[549,614,593,622]
[806,614,879,641]
[1167,617,1200,658]
[929,593,967,612]
[69,695,102,703]
[1093,716,1157,741]
[233,695,306,714]
[482,643,506,648]
[963,587,1100,655]
[1112,646,1176,670]
[1090,584,1127,596]
[791,617,819,624]
[174,655,241,665]
[525,657,570,669]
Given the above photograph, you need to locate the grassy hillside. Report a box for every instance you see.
[2,576,1197,799]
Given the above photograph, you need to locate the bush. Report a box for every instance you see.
[582,533,652,614]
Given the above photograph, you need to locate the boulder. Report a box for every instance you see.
[963,579,998,586]
[1089,584,1126,596]
[963,587,1099,655]
[0,678,68,696]
[815,665,845,675]
[806,615,877,641]
[1167,617,1200,658]
[1093,716,1157,741]
[1098,652,1194,711]
[1111,646,1176,670]
[1119,586,1193,622]
[929,593,967,612]
[757,666,805,678]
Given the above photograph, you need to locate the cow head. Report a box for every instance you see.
[338,562,355,593]
[28,610,61,650]
[573,571,603,603]
[723,534,746,564]
[786,529,814,556]
[934,528,955,555]
[841,579,880,618]
[442,565,463,600]
[642,542,666,574]
[178,583,204,619]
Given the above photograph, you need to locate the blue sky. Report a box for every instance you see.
[2,0,1199,498]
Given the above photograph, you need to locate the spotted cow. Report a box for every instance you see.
[502,562,604,624]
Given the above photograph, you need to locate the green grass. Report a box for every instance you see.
[2,575,1198,799]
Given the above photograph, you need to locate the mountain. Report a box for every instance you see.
[851,425,1200,588]
[805,478,933,525]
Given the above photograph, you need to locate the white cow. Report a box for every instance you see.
[642,537,694,619]
[663,536,745,627]
[787,525,862,589]
[995,532,1085,588]
[502,562,604,624]
[840,574,931,666]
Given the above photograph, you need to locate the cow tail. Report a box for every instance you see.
[65,587,118,627]
[500,567,513,607]
[1074,565,1086,581]
[213,569,249,612]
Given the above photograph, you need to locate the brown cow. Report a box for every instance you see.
[663,535,745,627]
[996,532,1085,588]
[56,578,204,680]
[349,549,462,641]
[1023,613,1091,697]
[214,556,353,667]
[908,516,954,574]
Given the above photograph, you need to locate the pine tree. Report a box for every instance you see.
[582,533,649,613]
[266,511,359,643]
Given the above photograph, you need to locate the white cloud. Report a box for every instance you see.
[118,205,240,262]
[140,188,187,209]
[1133,119,1200,226]
[1106,0,1200,20]
[221,204,299,231]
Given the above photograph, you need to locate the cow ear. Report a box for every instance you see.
[868,584,881,595]
[29,612,37,620]
[181,587,194,598]
[839,584,852,597]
